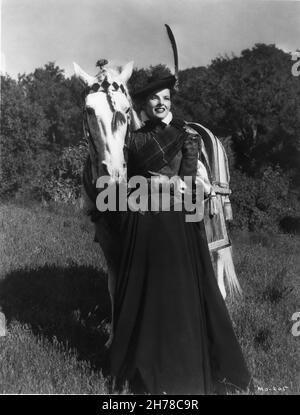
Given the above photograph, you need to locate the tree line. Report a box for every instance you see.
[1,44,299,232]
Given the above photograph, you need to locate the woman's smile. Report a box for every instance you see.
[155,107,166,113]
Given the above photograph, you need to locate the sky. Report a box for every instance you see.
[1,0,300,79]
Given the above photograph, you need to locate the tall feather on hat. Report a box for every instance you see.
[165,24,179,91]
[132,24,179,100]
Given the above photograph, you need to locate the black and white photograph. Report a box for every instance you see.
[0,0,299,399]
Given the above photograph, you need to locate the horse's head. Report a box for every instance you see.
[74,60,135,183]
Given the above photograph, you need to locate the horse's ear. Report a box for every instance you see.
[120,61,134,84]
[73,62,96,86]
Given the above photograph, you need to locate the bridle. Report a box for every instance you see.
[82,71,132,180]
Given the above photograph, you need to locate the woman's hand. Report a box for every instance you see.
[148,171,187,194]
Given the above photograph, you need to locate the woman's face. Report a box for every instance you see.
[144,88,171,120]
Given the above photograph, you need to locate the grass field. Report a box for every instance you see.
[0,201,299,394]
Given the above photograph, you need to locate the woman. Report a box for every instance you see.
[106,73,252,395]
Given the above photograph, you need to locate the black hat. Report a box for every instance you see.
[132,74,177,100]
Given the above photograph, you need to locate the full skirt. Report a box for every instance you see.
[107,210,251,394]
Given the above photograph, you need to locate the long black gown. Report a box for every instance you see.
[106,118,252,395]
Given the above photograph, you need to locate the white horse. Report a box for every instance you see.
[74,61,241,348]
[74,60,139,347]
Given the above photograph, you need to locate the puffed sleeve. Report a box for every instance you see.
[178,126,201,180]
[124,131,139,178]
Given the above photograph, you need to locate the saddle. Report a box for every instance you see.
[187,122,233,252]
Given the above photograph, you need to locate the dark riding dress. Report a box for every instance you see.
[106,118,252,395]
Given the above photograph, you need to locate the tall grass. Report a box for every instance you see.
[0,201,299,394]
[228,231,299,394]
[0,201,118,394]
[0,321,109,394]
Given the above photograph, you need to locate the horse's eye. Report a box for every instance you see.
[91,83,100,92]
[125,107,130,114]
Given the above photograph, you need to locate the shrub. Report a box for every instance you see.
[14,142,88,204]
[230,167,298,232]
[42,142,88,203]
